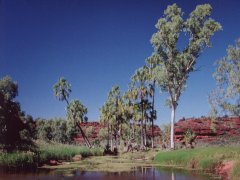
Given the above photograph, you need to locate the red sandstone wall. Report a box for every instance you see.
[174,117,240,142]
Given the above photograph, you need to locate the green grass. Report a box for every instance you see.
[37,141,104,164]
[0,141,104,169]
[0,151,37,169]
[154,147,240,179]
[41,153,157,173]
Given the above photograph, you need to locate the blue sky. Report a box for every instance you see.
[0,0,240,125]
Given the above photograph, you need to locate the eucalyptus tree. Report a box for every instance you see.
[131,68,149,149]
[151,4,221,149]
[209,39,240,116]
[145,54,160,148]
[53,77,91,147]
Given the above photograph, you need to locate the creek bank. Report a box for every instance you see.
[216,160,235,180]
[154,147,240,180]
[0,141,104,170]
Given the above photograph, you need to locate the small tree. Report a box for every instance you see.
[210,39,240,117]
[160,124,171,149]
[98,128,108,141]
[86,126,94,138]
[151,4,221,149]
[0,76,34,151]
[183,129,196,148]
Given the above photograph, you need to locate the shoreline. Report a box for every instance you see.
[1,146,238,179]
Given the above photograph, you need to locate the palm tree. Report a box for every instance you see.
[108,86,123,147]
[123,87,137,140]
[67,100,91,147]
[53,77,91,148]
[146,54,160,148]
[53,77,71,104]
[131,68,149,149]
[100,102,111,150]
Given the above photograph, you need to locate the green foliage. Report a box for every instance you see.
[154,147,240,170]
[210,39,240,116]
[0,76,35,151]
[35,118,78,143]
[100,86,130,148]
[0,141,104,169]
[85,126,94,138]
[66,121,79,143]
[183,129,196,145]
[53,77,91,147]
[160,124,171,146]
[53,77,71,103]
[67,100,88,124]
[52,119,68,143]
[98,127,108,140]
[0,151,36,169]
[0,76,18,101]
[37,141,103,164]
[150,3,221,148]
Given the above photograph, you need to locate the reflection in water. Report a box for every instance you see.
[172,171,176,180]
[0,166,215,180]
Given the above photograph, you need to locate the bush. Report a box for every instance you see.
[0,151,37,169]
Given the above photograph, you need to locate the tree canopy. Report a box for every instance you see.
[210,39,240,116]
[150,3,221,148]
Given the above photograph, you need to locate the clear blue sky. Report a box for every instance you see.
[0,0,239,125]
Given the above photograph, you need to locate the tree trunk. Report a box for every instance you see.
[151,119,154,149]
[140,118,144,149]
[107,122,110,147]
[120,122,122,146]
[110,125,113,151]
[76,122,92,148]
[140,101,144,149]
[170,104,176,149]
[151,82,155,149]
[133,124,135,140]
[144,119,147,146]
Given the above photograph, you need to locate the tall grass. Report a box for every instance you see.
[0,151,37,169]
[0,141,104,169]
[37,141,104,164]
[154,147,240,178]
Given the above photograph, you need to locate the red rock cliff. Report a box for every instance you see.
[174,117,240,142]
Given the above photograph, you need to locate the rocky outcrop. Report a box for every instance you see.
[175,117,240,142]
[74,122,161,144]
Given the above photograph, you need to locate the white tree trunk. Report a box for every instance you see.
[170,106,176,149]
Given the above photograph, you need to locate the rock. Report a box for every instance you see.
[216,160,235,180]
[72,154,82,161]
[49,160,62,166]
[174,117,240,143]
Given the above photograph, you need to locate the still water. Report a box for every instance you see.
[0,166,216,180]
